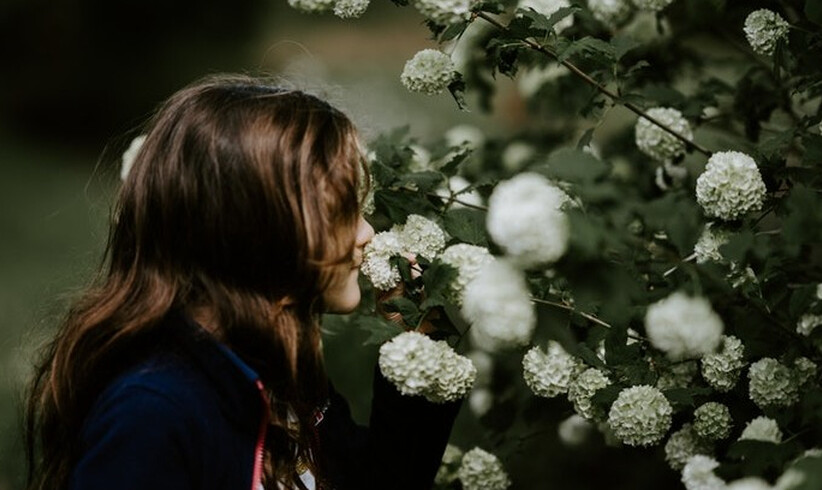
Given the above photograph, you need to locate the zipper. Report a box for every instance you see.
[252,379,270,490]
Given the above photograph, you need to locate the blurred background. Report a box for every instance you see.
[0,1,678,488]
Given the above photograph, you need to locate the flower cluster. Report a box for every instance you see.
[726,477,772,490]
[287,0,334,12]
[744,9,790,56]
[608,385,673,446]
[588,0,632,26]
[486,172,570,267]
[120,134,146,181]
[517,0,574,32]
[462,260,536,351]
[748,358,799,409]
[656,361,698,391]
[457,447,512,490]
[435,445,464,486]
[522,341,582,398]
[568,367,611,421]
[739,416,782,443]
[695,151,767,221]
[631,0,674,12]
[634,107,693,162]
[644,292,724,360]
[414,0,476,26]
[440,244,494,305]
[693,224,731,264]
[333,0,369,18]
[664,424,712,471]
[399,214,448,260]
[701,335,746,391]
[794,357,817,387]
[378,331,476,403]
[401,49,457,95]
[558,414,594,446]
[693,402,732,441]
[681,455,725,490]
[797,314,822,336]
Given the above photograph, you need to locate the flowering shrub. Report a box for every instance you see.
[292,0,822,487]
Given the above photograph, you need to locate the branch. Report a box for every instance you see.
[475,11,713,157]
[530,297,647,342]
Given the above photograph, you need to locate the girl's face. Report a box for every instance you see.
[322,216,374,313]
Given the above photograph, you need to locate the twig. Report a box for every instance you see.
[475,11,713,157]
[530,297,647,343]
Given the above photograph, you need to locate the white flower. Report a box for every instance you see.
[748,358,799,409]
[681,455,726,490]
[401,49,457,95]
[693,402,732,441]
[440,244,495,305]
[568,368,611,421]
[445,124,485,150]
[458,447,512,490]
[696,151,767,221]
[656,361,698,391]
[435,175,484,209]
[775,469,806,490]
[462,260,536,351]
[588,0,632,26]
[726,477,773,490]
[608,385,673,446]
[634,107,692,163]
[694,224,731,264]
[435,444,464,486]
[288,0,334,12]
[408,144,433,172]
[361,230,404,290]
[817,283,822,300]
[631,0,674,12]
[120,135,146,181]
[739,416,782,443]
[394,214,447,261]
[333,0,369,18]
[665,424,712,471]
[558,414,594,446]
[468,350,494,387]
[486,172,570,267]
[701,335,746,391]
[517,0,574,32]
[645,292,724,360]
[378,332,476,403]
[414,0,476,26]
[522,341,582,398]
[517,65,567,98]
[468,388,493,416]
[744,9,790,56]
[797,314,822,336]
[794,357,817,387]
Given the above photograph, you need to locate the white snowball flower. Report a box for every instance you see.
[631,0,674,12]
[408,144,434,172]
[414,0,476,26]
[517,0,574,32]
[693,402,732,441]
[665,424,712,471]
[568,368,611,421]
[440,244,495,305]
[558,414,594,446]
[463,260,536,351]
[361,230,404,290]
[522,341,582,398]
[701,335,746,391]
[468,388,493,416]
[694,224,731,264]
[696,151,767,221]
[435,175,484,208]
[445,124,485,150]
[288,0,334,12]
[726,477,773,490]
[458,447,512,490]
[608,385,673,446]
[333,0,369,18]
[634,107,692,163]
[681,455,726,490]
[120,134,146,181]
[794,357,817,387]
[645,292,724,360]
[435,444,464,486]
[744,9,790,56]
[797,314,822,336]
[656,361,698,391]
[739,416,782,443]
[378,332,476,403]
[588,0,632,26]
[748,358,799,409]
[401,49,457,95]
[487,172,570,267]
[394,214,447,261]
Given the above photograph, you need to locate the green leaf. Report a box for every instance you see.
[590,384,621,407]
[557,36,615,66]
[719,229,754,263]
[398,171,444,193]
[382,296,420,327]
[421,262,458,309]
[516,6,580,33]
[358,316,405,345]
[442,208,488,246]
[374,188,436,224]
[542,147,609,183]
[802,134,822,166]
[448,75,469,111]
[439,22,468,42]
[727,440,801,476]
[611,35,640,61]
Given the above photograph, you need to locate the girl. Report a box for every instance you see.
[25,75,461,490]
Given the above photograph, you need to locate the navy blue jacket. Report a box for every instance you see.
[69,314,461,490]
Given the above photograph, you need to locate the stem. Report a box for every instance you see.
[423,189,489,211]
[475,11,712,157]
[530,297,647,342]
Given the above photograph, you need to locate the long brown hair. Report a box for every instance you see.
[25,74,365,489]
